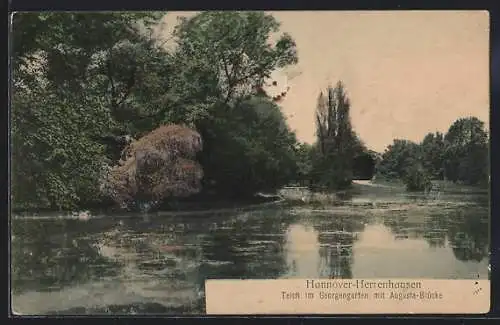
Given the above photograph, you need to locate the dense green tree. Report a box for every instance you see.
[293,143,315,186]
[10,11,310,210]
[198,97,299,198]
[170,11,298,111]
[376,116,489,189]
[160,11,298,128]
[404,163,431,192]
[312,82,361,189]
[420,132,446,179]
[11,86,114,210]
[375,139,421,180]
[12,12,174,146]
[443,117,488,185]
[11,12,170,210]
[11,12,162,64]
[12,12,166,120]
[165,11,300,197]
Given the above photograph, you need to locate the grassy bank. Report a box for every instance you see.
[371,178,488,194]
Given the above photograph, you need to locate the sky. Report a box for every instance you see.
[159,11,489,152]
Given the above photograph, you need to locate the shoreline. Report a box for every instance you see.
[11,198,286,220]
[11,180,488,219]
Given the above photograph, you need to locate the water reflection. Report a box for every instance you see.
[11,219,121,295]
[350,205,489,279]
[447,209,489,263]
[284,224,320,278]
[11,195,489,315]
[381,207,489,263]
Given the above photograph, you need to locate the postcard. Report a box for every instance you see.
[10,10,490,315]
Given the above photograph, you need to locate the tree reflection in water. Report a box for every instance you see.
[283,214,366,279]
[284,223,321,277]
[11,218,121,295]
[446,208,489,262]
[11,197,489,314]
[422,213,448,248]
[381,204,489,262]
[200,209,290,280]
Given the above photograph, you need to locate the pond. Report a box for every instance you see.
[10,185,489,315]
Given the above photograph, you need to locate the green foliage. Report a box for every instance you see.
[376,116,489,188]
[11,12,169,211]
[12,12,174,136]
[443,117,489,185]
[420,132,445,179]
[11,219,122,294]
[294,143,315,185]
[352,151,376,180]
[199,97,299,197]
[376,139,421,180]
[166,11,298,124]
[11,12,163,63]
[404,164,432,192]
[164,11,301,198]
[11,11,490,211]
[312,82,361,190]
[11,11,303,211]
[11,87,112,210]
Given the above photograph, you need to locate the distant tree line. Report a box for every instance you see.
[292,83,489,193]
[375,116,489,190]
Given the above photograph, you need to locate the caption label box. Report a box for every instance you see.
[205,279,490,314]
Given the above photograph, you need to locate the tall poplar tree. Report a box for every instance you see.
[313,81,357,189]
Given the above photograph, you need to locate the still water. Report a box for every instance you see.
[11,190,489,315]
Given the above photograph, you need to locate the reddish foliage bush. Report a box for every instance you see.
[101,124,203,209]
